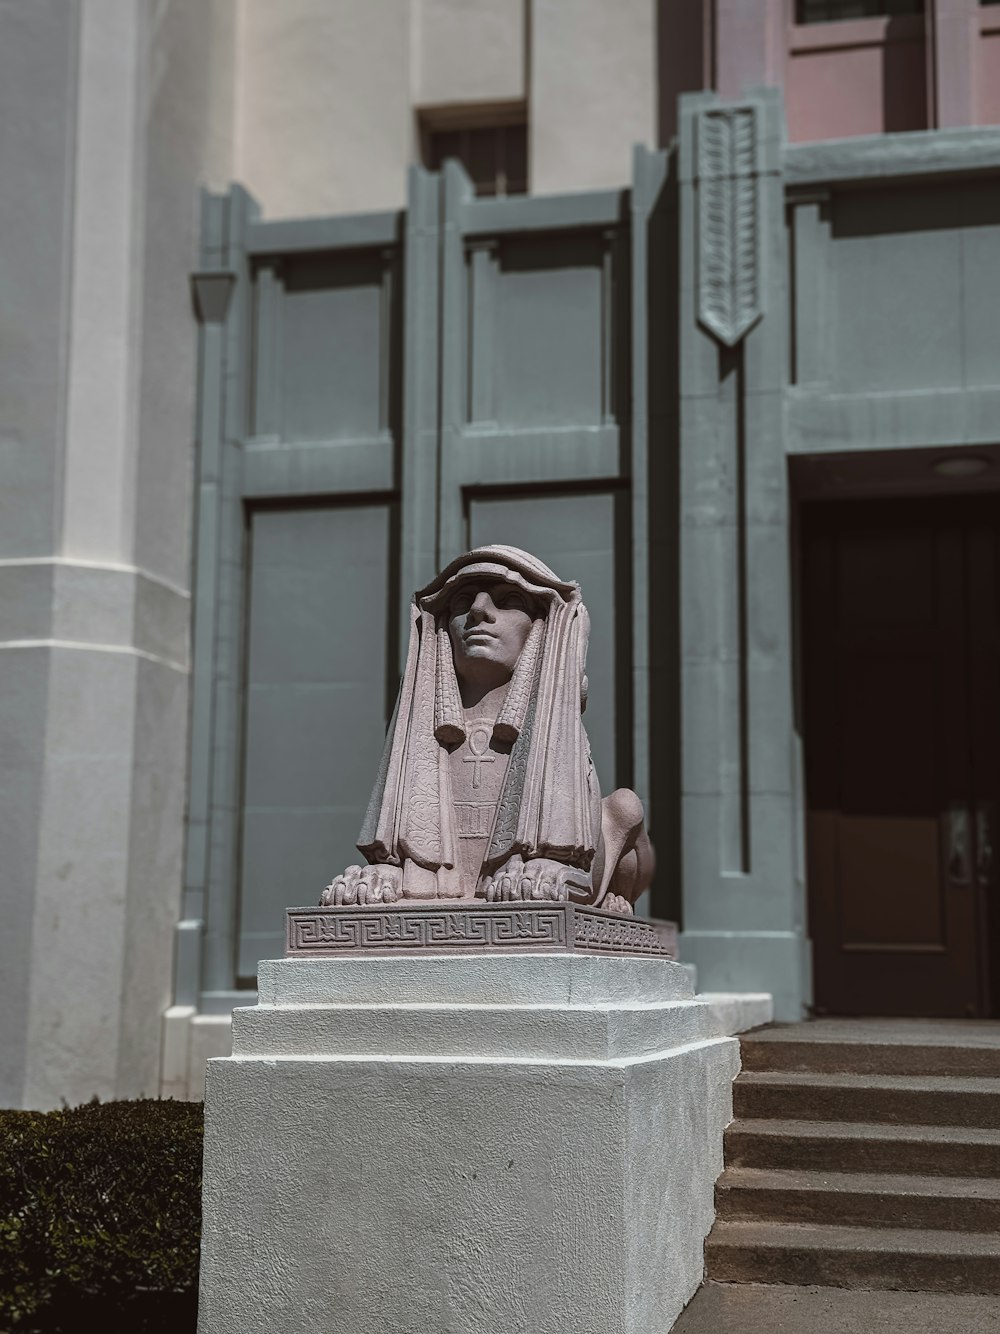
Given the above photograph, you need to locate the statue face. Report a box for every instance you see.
[448,581,537,685]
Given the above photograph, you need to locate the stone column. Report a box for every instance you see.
[198,953,741,1334]
[675,90,809,1020]
[0,0,233,1109]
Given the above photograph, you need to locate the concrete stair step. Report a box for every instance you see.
[725,1117,1000,1177]
[671,1281,1000,1334]
[705,1219,1000,1293]
[741,1028,1000,1078]
[734,1070,1000,1128]
[716,1166,1000,1231]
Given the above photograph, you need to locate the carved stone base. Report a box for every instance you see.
[285,900,678,959]
[198,953,742,1334]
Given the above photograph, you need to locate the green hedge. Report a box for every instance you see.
[0,1099,203,1333]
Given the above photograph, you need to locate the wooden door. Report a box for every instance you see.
[803,497,999,1017]
[968,512,1000,1015]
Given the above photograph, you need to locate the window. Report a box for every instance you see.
[796,0,923,21]
[421,116,528,198]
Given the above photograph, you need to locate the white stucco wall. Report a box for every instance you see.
[531,0,657,193]
[0,0,235,1111]
[0,0,80,1112]
[416,0,525,107]
[233,0,656,217]
[234,0,414,217]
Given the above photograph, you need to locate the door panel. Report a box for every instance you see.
[492,234,607,427]
[277,252,388,442]
[803,498,997,1017]
[237,503,393,977]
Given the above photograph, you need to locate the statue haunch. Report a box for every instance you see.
[322,546,654,916]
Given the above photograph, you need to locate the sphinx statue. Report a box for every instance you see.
[321,546,653,915]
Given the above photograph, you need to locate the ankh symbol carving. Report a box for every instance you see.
[463,724,496,789]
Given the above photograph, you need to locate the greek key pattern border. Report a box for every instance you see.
[285,902,677,959]
[573,908,677,958]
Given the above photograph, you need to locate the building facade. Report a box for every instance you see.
[3,0,1000,1109]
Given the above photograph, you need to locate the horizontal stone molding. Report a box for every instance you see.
[286,901,678,959]
[0,557,190,668]
[0,639,188,673]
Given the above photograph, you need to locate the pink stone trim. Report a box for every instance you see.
[285,902,678,959]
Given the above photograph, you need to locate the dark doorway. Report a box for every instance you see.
[802,495,1000,1017]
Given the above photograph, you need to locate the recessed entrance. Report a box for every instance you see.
[801,493,1000,1018]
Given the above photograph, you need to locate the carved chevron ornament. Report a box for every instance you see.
[697,105,763,347]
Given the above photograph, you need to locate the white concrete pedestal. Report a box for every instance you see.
[197,954,746,1334]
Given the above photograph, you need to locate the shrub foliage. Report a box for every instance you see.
[0,1099,203,1331]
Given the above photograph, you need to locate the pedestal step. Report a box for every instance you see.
[734,1070,1000,1128]
[725,1116,1000,1177]
[716,1167,1000,1231]
[696,1021,1000,1297]
[740,1024,1000,1078]
[706,1220,1000,1293]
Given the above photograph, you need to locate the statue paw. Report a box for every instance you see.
[321,864,402,907]
[602,893,634,916]
[482,857,591,904]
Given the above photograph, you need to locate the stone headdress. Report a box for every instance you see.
[358,545,596,875]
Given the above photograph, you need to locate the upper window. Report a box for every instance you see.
[421,115,528,198]
[796,0,923,21]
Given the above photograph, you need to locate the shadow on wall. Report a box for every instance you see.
[882,14,929,133]
[657,0,711,145]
